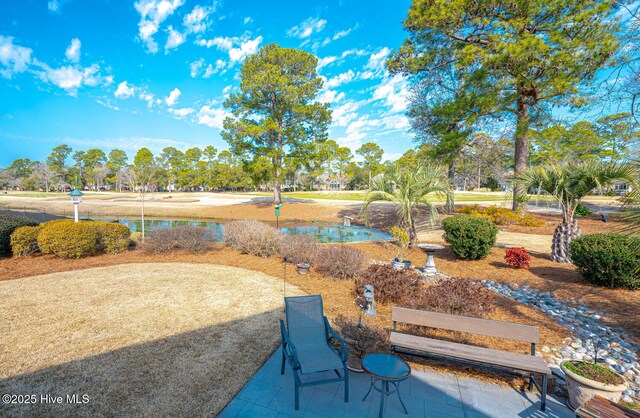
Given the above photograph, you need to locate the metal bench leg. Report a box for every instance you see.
[344,365,349,403]
[528,372,534,392]
[540,374,547,412]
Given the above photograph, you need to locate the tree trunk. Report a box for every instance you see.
[445,162,455,213]
[368,169,372,190]
[274,170,282,203]
[512,95,530,211]
[551,220,581,263]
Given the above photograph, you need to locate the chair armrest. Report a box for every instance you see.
[280,320,300,369]
[324,316,349,363]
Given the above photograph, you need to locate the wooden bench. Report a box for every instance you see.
[575,396,640,418]
[390,307,552,411]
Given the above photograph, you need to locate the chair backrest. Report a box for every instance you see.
[285,295,327,346]
[392,306,539,344]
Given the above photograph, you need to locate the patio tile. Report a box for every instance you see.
[268,387,311,416]
[236,379,281,407]
[235,401,280,418]
[218,399,246,418]
[220,351,575,418]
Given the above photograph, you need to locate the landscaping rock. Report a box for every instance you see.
[481,279,640,394]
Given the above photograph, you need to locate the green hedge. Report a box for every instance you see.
[10,225,42,257]
[442,215,498,260]
[570,233,640,289]
[0,214,39,256]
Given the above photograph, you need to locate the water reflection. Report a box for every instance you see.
[101,218,392,243]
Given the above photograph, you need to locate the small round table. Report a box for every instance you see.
[361,353,411,418]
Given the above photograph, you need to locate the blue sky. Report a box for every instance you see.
[0,0,414,167]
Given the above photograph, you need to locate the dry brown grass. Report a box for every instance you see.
[0,263,304,417]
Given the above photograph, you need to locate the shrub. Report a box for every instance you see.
[354,264,422,305]
[457,204,544,227]
[95,222,131,254]
[442,215,498,260]
[38,220,100,258]
[316,245,367,279]
[570,233,640,289]
[0,213,38,256]
[223,220,283,257]
[281,234,318,265]
[504,247,531,269]
[405,279,496,318]
[575,203,592,217]
[143,226,214,254]
[332,315,388,362]
[10,225,42,257]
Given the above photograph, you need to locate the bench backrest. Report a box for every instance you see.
[392,307,539,344]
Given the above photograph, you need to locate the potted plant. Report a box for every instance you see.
[332,315,387,372]
[281,235,318,275]
[296,262,311,275]
[389,226,412,270]
[561,341,629,410]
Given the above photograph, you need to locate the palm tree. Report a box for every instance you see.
[514,161,636,263]
[360,162,451,245]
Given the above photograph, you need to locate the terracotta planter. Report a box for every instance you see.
[561,361,629,410]
[296,263,310,275]
[390,259,412,270]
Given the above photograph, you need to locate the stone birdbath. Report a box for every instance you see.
[416,243,445,275]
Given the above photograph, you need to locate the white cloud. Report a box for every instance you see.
[243,17,253,24]
[47,0,65,13]
[316,89,344,104]
[372,74,408,113]
[229,36,262,63]
[165,87,181,106]
[0,36,33,79]
[287,17,327,39]
[96,99,120,111]
[197,105,229,129]
[165,26,185,52]
[222,85,232,94]
[36,62,111,95]
[115,81,135,98]
[183,4,215,34]
[189,58,204,78]
[138,92,155,107]
[65,38,81,62]
[169,107,195,117]
[317,56,337,70]
[134,0,185,53]
[332,28,352,41]
[204,59,226,77]
[197,34,262,64]
[332,101,362,127]
[366,47,391,71]
[325,70,355,88]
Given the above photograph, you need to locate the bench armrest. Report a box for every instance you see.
[324,316,349,364]
[280,319,300,370]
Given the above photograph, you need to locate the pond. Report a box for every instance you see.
[101,218,392,243]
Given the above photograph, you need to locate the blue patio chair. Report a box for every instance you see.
[280,295,349,410]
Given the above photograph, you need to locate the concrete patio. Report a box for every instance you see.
[220,350,574,418]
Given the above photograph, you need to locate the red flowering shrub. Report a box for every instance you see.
[504,247,531,269]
